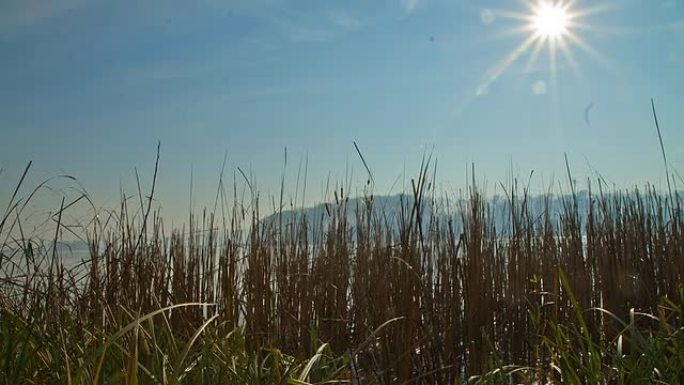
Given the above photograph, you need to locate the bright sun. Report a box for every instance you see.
[474,0,606,97]
[533,3,569,38]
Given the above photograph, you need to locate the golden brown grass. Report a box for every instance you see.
[1,158,683,383]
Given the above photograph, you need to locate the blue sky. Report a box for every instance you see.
[1,0,683,225]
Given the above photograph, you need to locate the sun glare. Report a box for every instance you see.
[533,3,569,38]
[474,1,607,98]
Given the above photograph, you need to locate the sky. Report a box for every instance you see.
[1,0,683,229]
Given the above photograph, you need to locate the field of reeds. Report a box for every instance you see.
[1,157,683,384]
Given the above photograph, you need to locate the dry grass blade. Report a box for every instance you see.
[2,154,683,383]
[651,98,673,205]
[0,161,32,236]
[174,313,219,375]
[297,343,330,382]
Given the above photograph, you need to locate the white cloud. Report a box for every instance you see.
[532,80,547,95]
[401,0,422,14]
[328,11,362,30]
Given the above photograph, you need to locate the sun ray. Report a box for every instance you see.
[494,25,536,40]
[564,31,611,67]
[525,36,547,72]
[549,35,558,78]
[474,0,608,96]
[476,34,539,96]
[564,0,580,8]
[557,38,581,77]
[568,22,601,31]
[572,3,619,18]
[495,9,535,22]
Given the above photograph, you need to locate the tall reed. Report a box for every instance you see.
[1,161,682,383]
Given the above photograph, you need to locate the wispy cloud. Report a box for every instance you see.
[266,14,331,42]
[400,0,423,14]
[105,4,371,86]
[260,7,366,43]
[0,0,90,37]
[328,10,363,30]
[117,56,240,83]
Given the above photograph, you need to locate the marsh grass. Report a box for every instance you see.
[1,157,683,384]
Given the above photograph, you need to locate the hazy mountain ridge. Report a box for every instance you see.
[263,189,680,235]
[9,189,676,258]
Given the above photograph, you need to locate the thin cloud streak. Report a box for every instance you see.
[401,0,423,14]
[0,0,91,38]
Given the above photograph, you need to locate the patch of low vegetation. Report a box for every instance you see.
[1,159,683,384]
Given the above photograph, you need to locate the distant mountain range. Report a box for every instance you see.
[263,190,591,233]
[262,189,680,236]
[11,189,676,260]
